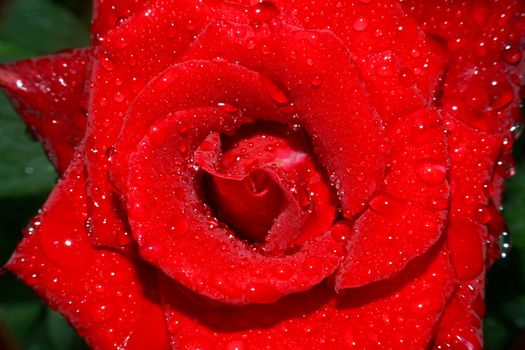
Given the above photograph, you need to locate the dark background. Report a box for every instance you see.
[0,0,523,349]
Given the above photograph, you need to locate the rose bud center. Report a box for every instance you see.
[196,123,338,253]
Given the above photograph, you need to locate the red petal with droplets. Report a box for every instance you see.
[195,128,337,248]
[337,107,449,288]
[160,243,456,349]
[179,21,385,219]
[2,0,523,348]
[432,273,486,350]
[126,104,347,305]
[281,0,448,100]
[91,0,150,37]
[0,49,90,173]
[402,0,525,119]
[85,0,223,250]
[85,0,260,251]
[6,157,169,349]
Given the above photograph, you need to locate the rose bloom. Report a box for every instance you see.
[0,0,524,349]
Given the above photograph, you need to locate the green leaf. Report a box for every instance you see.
[0,300,44,342]
[484,315,513,350]
[46,311,79,350]
[0,0,90,58]
[0,40,35,63]
[0,94,57,198]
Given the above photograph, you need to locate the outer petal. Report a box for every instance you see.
[160,243,456,349]
[280,0,447,101]
[6,157,169,350]
[0,49,90,174]
[85,0,248,250]
[91,0,150,38]
[432,273,486,350]
[336,109,449,289]
[401,0,525,133]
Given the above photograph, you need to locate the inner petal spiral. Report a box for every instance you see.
[196,123,338,252]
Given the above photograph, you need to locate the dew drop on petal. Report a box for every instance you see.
[113,91,125,103]
[352,16,369,32]
[415,161,447,185]
[502,44,522,65]
[248,1,280,25]
[96,50,116,71]
[369,193,392,214]
[475,205,492,224]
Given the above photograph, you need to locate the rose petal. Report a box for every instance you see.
[196,130,337,250]
[354,51,426,125]
[402,0,525,134]
[85,0,223,250]
[336,197,447,289]
[336,108,449,288]
[446,119,504,270]
[127,106,347,305]
[432,273,486,350]
[92,0,150,37]
[0,49,89,173]
[281,0,447,100]
[181,21,385,218]
[6,157,169,349]
[159,243,456,348]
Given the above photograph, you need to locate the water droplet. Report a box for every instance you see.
[167,317,180,333]
[494,154,516,179]
[303,257,322,275]
[186,19,196,32]
[113,91,125,103]
[415,160,447,185]
[510,123,523,138]
[330,222,350,242]
[96,50,116,71]
[153,69,177,91]
[217,102,238,113]
[90,303,113,322]
[352,16,368,31]
[489,79,514,110]
[149,125,169,147]
[475,205,492,224]
[272,263,293,280]
[311,76,322,87]
[248,1,280,25]
[502,44,522,65]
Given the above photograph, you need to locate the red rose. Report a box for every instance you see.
[1,0,524,349]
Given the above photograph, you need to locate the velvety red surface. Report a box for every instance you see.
[1,0,524,349]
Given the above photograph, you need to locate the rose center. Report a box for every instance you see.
[196,123,338,252]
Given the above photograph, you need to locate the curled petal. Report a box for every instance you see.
[6,158,169,349]
[432,273,486,350]
[92,0,150,37]
[337,108,449,288]
[160,242,456,348]
[281,0,447,100]
[181,21,385,218]
[127,106,347,305]
[85,0,222,250]
[0,49,90,173]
